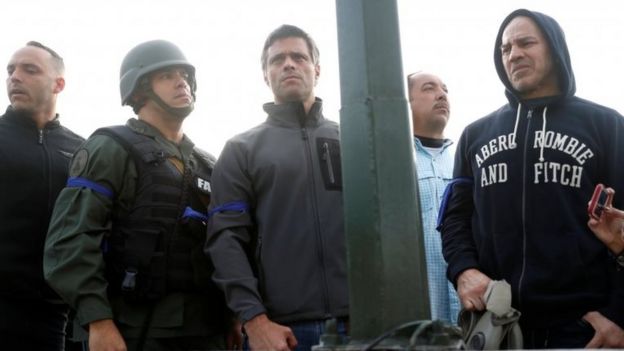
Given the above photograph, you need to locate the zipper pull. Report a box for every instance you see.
[38,129,44,144]
[301,128,308,140]
[527,110,533,119]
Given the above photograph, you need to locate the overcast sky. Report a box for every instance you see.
[2,0,622,156]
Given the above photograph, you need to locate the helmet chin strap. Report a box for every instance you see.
[146,90,194,119]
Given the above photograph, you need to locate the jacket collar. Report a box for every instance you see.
[2,105,61,129]
[263,97,324,128]
[127,118,195,157]
[413,135,453,151]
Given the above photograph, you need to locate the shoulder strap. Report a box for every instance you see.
[92,125,170,166]
[192,147,216,166]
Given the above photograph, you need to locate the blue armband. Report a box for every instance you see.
[67,177,114,199]
[181,206,209,222]
[436,177,473,230]
[208,201,249,218]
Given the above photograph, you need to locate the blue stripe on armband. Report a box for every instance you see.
[182,206,209,222]
[207,201,250,218]
[66,177,114,199]
[436,177,473,230]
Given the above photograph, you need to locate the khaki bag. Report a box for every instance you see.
[458,280,523,350]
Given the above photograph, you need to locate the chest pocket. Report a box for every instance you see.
[415,153,453,216]
[316,137,342,191]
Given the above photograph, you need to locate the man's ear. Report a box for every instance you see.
[53,77,65,93]
[314,64,320,86]
[263,70,270,86]
[131,92,145,103]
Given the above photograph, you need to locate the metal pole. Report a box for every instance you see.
[335,0,430,343]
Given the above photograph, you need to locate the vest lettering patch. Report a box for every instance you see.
[197,177,211,193]
[474,130,594,189]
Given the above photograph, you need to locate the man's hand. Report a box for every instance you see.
[245,314,297,351]
[89,319,127,351]
[456,268,491,311]
[583,311,624,348]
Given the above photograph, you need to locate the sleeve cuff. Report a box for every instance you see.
[448,259,480,287]
[75,295,114,326]
[239,305,267,326]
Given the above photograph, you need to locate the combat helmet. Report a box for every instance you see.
[120,39,196,117]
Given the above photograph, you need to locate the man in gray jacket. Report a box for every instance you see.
[205,24,348,351]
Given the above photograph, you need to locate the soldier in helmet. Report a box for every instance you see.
[44,40,234,351]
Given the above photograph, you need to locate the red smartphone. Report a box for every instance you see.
[588,183,610,220]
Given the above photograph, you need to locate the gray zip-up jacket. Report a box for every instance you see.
[205,99,348,325]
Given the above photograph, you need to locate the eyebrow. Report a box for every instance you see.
[501,35,538,49]
[270,51,309,59]
[421,81,443,88]
[7,62,40,70]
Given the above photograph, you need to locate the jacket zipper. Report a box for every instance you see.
[255,235,265,294]
[39,128,54,212]
[322,142,336,184]
[301,126,331,317]
[518,108,533,309]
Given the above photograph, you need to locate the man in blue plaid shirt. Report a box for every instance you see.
[408,71,460,324]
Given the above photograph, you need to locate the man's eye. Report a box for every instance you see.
[520,40,536,48]
[270,55,284,65]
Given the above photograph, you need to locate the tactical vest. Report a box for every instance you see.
[94,126,216,301]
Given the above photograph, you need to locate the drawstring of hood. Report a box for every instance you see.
[510,103,549,161]
[510,103,521,148]
[539,107,548,162]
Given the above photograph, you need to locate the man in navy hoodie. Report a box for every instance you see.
[440,9,624,348]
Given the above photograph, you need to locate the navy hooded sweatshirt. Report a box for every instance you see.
[440,9,624,328]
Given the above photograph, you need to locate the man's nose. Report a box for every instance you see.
[9,70,22,83]
[436,89,448,100]
[508,45,523,61]
[282,56,296,70]
[175,74,190,88]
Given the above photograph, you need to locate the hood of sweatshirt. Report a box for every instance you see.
[494,9,576,106]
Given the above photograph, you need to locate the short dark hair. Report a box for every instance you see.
[406,71,423,92]
[26,41,65,73]
[261,24,319,71]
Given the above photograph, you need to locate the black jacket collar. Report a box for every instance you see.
[2,105,61,130]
